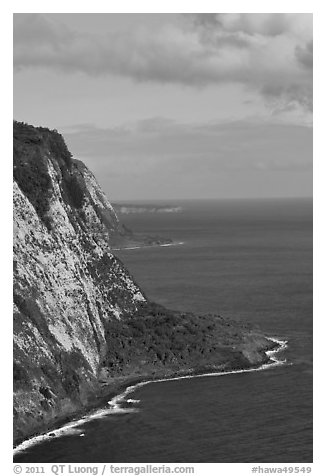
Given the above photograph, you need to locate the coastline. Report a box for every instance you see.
[107,337,288,410]
[13,336,288,457]
[111,241,185,251]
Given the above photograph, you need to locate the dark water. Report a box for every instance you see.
[14,198,313,463]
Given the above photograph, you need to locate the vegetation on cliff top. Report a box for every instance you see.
[13,121,86,227]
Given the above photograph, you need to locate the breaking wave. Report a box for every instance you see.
[14,337,287,456]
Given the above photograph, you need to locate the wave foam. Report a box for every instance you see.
[13,401,139,456]
[14,337,288,456]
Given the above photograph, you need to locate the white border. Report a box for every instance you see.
[4,3,321,474]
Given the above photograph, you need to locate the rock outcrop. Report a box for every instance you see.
[13,121,277,446]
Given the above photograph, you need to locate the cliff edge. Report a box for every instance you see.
[13,121,278,445]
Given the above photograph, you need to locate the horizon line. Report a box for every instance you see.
[110,196,313,203]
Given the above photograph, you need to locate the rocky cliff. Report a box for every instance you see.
[13,121,277,446]
[13,122,147,443]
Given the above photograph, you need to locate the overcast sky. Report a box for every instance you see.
[13,13,312,200]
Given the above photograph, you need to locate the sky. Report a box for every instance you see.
[13,13,313,201]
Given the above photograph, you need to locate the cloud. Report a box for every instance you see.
[61,118,312,200]
[185,13,313,110]
[191,13,311,38]
[295,40,313,69]
[14,13,312,111]
[63,117,312,167]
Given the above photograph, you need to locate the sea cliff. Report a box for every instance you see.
[13,121,278,445]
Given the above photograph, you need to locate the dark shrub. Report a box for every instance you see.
[65,175,85,209]
[14,147,52,221]
[13,362,31,389]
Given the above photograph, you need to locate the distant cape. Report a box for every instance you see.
[113,204,182,214]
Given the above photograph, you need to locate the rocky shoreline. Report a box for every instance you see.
[14,336,286,454]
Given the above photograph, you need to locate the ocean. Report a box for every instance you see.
[14,198,313,463]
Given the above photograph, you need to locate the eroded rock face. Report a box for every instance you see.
[13,122,146,442]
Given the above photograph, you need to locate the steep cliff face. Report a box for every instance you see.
[13,122,278,446]
[13,122,146,442]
